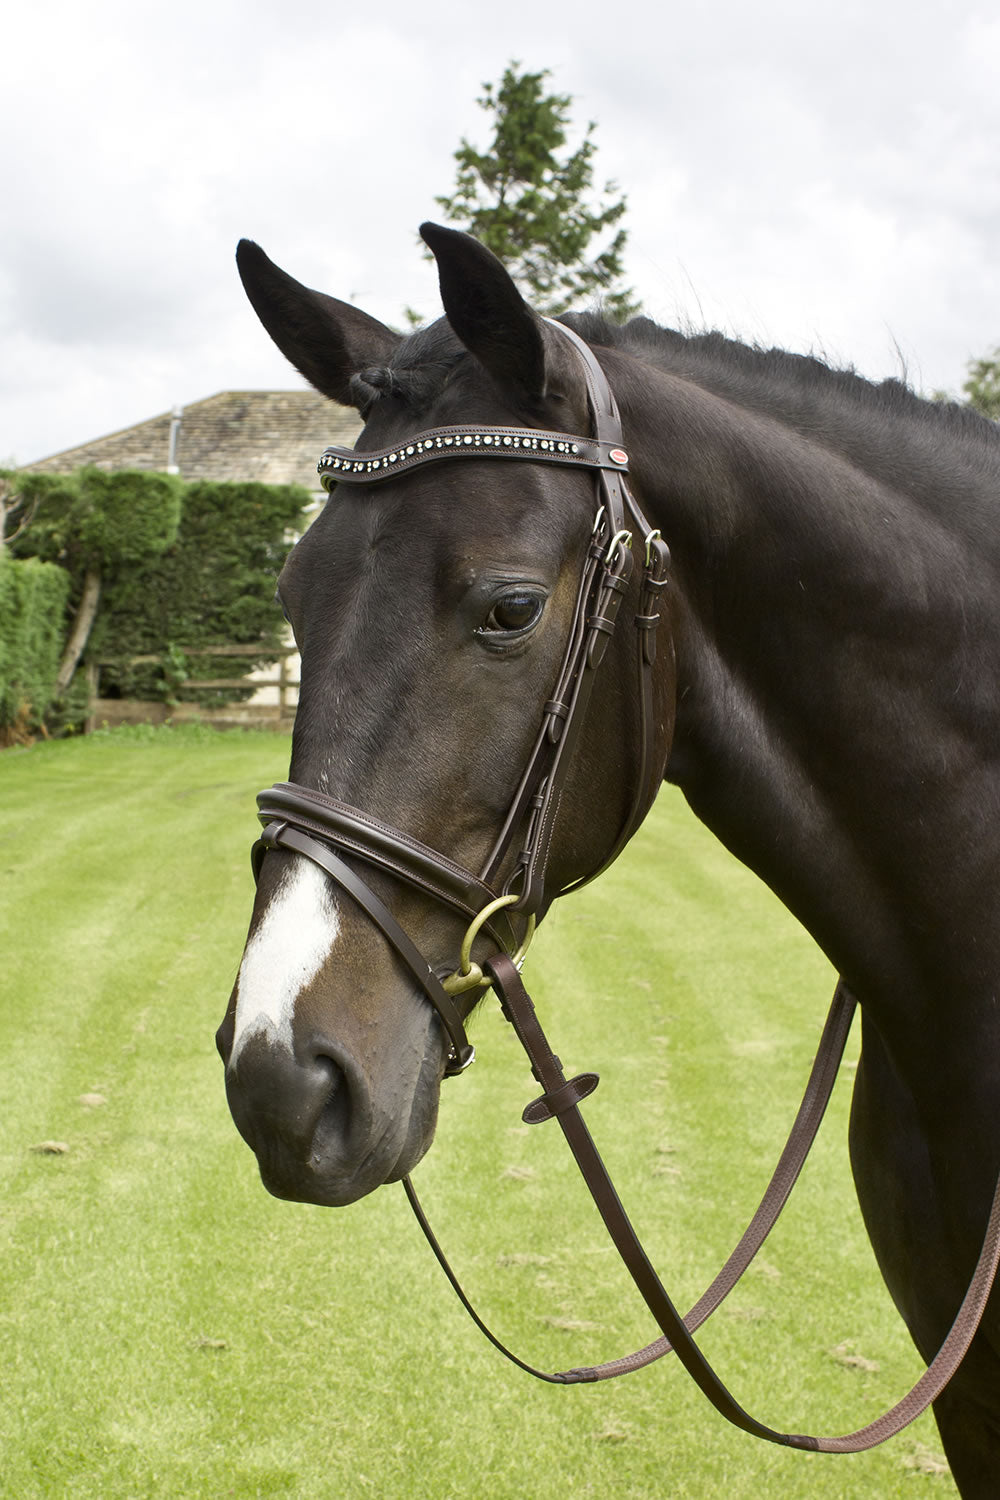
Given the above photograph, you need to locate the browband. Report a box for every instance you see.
[318,424,630,491]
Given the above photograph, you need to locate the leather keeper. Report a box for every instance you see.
[522,1071,600,1124]
[636,611,660,664]
[543,698,570,746]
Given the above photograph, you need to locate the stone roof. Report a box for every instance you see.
[24,391,361,493]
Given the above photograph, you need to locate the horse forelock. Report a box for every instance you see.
[346,320,468,418]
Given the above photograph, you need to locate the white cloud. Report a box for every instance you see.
[4,0,1000,462]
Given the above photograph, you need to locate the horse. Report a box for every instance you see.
[215,222,1000,1495]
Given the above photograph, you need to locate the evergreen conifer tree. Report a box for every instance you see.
[435,64,637,319]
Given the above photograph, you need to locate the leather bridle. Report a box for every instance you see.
[253,321,672,1075]
[248,322,1000,1454]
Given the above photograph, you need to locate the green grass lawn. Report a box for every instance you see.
[0,726,955,1497]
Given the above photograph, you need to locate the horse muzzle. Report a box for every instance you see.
[216,1004,445,1206]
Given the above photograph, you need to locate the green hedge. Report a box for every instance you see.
[8,469,306,713]
[92,479,305,704]
[76,467,183,566]
[8,467,183,569]
[0,553,71,729]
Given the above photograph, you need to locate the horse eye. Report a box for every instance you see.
[481,591,544,636]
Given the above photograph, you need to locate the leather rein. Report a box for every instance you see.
[250,322,1000,1454]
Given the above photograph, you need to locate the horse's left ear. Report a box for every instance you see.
[236,240,400,407]
[420,222,549,400]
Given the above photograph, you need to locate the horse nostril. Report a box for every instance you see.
[215,1012,234,1062]
[307,1038,374,1129]
[226,1041,336,1153]
[307,1050,353,1151]
[223,1032,374,1171]
[307,1050,340,1107]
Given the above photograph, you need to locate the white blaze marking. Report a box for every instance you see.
[230,858,339,1065]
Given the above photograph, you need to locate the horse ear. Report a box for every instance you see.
[236,240,400,408]
[419,222,548,400]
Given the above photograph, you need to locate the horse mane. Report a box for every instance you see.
[359,308,1000,520]
[383,307,994,442]
[558,311,1000,534]
[563,311,998,448]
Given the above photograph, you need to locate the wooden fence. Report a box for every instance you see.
[87,643,299,733]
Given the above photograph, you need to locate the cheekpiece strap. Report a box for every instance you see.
[318,425,629,492]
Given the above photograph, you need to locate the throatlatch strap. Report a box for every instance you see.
[405,961,1000,1452]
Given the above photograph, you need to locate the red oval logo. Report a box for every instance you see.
[609,448,629,465]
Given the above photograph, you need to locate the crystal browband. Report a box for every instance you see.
[317,424,629,491]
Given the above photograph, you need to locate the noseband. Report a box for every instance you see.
[252,321,671,1074]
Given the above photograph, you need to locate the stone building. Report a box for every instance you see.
[26,390,360,498]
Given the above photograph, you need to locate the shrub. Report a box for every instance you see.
[8,468,306,713]
[92,479,305,704]
[0,553,71,735]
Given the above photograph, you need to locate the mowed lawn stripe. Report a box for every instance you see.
[0,728,954,1497]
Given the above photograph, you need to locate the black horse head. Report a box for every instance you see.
[215,224,676,1206]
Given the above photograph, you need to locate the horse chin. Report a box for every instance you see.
[255,1136,435,1208]
[254,1095,439,1208]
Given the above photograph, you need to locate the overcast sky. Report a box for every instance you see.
[5,0,999,466]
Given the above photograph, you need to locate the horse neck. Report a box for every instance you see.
[613,351,1000,1048]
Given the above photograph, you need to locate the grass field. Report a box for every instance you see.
[0,726,955,1497]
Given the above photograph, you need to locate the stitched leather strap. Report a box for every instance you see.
[406,966,855,1405]
[521,1071,599,1124]
[256,784,519,950]
[405,959,1000,1451]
